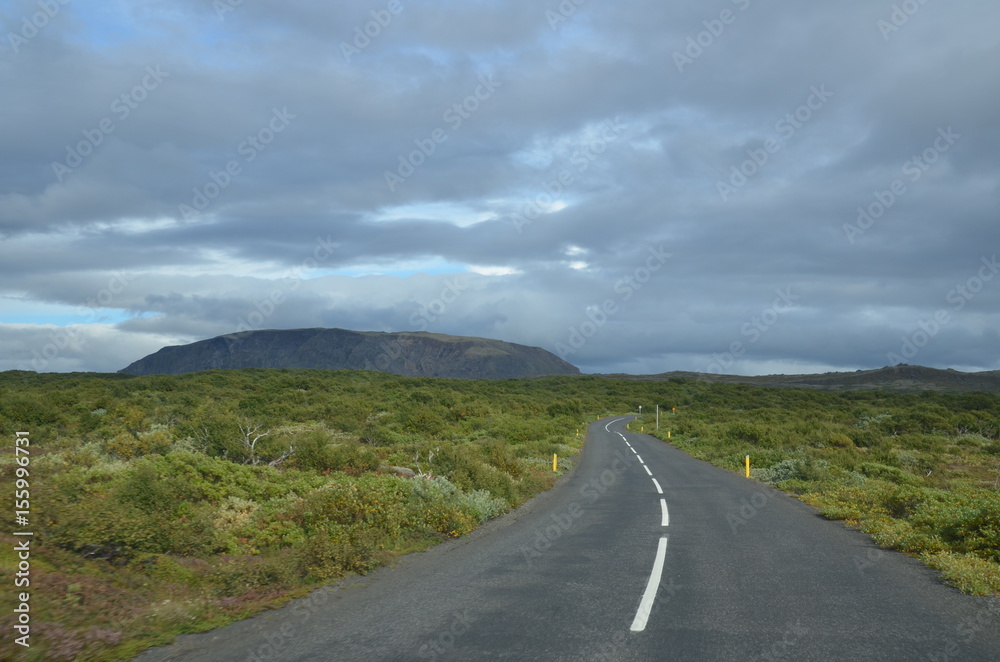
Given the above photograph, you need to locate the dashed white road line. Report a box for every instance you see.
[607,417,672,632]
[630,536,669,632]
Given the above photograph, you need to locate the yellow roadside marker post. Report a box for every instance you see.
[553,454,558,472]
[745,455,751,478]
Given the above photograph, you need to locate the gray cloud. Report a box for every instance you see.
[1,0,998,375]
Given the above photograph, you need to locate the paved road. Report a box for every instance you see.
[136,417,1000,661]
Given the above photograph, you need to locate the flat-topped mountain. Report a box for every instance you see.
[119,328,581,379]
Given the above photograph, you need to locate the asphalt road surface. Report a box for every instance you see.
[136,416,1000,661]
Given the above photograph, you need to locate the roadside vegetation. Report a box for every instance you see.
[0,369,624,661]
[1,370,997,660]
[637,385,1000,596]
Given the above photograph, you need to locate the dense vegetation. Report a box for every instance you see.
[0,370,619,661]
[1,370,998,660]
[637,385,1000,595]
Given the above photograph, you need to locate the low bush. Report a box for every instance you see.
[639,384,1000,597]
[859,462,924,486]
[4,368,998,660]
[753,458,831,484]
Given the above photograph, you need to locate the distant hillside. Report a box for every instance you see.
[604,364,1000,394]
[119,328,581,379]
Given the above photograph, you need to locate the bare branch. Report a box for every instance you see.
[238,419,273,465]
[269,445,295,468]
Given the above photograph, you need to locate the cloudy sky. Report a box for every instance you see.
[1,0,998,375]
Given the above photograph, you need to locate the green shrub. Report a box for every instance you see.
[116,460,195,514]
[859,462,923,486]
[547,399,583,417]
[133,553,200,586]
[482,440,523,477]
[923,552,1000,595]
[894,433,947,453]
[284,427,335,470]
[327,442,380,474]
[848,428,882,448]
[296,525,352,581]
[464,489,509,521]
[449,458,518,504]
[209,554,296,596]
[44,495,173,556]
[725,422,775,448]
[826,433,855,449]
[911,493,1000,561]
[168,502,220,557]
[881,484,933,518]
[753,458,831,484]
[104,432,155,460]
[407,476,481,536]
[283,475,413,542]
[294,524,387,581]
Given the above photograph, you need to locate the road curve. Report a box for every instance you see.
[135,417,1000,661]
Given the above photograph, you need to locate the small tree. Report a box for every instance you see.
[236,418,293,466]
[360,412,390,446]
[238,419,272,465]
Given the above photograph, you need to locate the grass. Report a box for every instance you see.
[1,370,997,659]
[636,387,1000,596]
[0,370,601,661]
